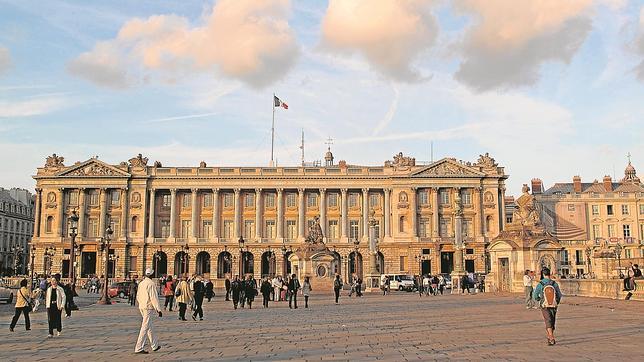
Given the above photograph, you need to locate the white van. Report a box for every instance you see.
[386,274,415,291]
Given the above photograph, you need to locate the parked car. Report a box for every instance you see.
[387,274,416,291]
[108,281,133,298]
[0,280,14,304]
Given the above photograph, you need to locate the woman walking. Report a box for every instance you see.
[46,277,66,337]
[9,279,35,332]
[245,275,257,309]
[163,276,175,311]
[175,274,192,321]
[302,276,312,308]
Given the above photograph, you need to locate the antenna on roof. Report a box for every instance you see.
[300,129,305,166]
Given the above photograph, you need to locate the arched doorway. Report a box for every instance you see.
[174,251,189,276]
[196,251,211,275]
[331,251,341,277]
[349,251,363,279]
[283,251,293,277]
[217,251,232,278]
[152,251,167,277]
[241,251,254,276]
[261,251,276,277]
[376,251,385,274]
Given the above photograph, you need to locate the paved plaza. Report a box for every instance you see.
[1,291,643,361]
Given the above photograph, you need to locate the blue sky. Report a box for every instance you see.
[0,0,643,196]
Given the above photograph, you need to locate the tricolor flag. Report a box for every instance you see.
[274,95,288,109]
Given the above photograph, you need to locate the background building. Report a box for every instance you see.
[30,152,507,284]
[0,187,35,275]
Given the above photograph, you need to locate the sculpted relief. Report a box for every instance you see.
[385,152,416,171]
[68,163,119,176]
[128,154,149,168]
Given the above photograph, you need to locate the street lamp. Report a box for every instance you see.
[97,225,114,305]
[68,210,79,310]
[10,244,23,276]
[613,243,623,278]
[44,246,56,276]
[30,245,36,288]
[153,249,163,278]
[238,236,245,277]
[180,244,189,275]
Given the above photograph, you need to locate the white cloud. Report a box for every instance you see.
[320,0,437,82]
[453,0,594,91]
[0,96,69,118]
[68,0,298,89]
[0,46,11,75]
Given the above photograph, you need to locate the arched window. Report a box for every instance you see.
[45,216,54,233]
[399,216,406,233]
[131,216,138,233]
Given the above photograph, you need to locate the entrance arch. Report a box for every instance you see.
[217,251,232,278]
[376,251,385,274]
[241,251,254,276]
[349,251,363,279]
[152,251,167,277]
[261,251,276,277]
[174,251,189,276]
[196,251,211,275]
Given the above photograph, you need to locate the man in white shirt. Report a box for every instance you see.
[422,275,431,296]
[272,276,283,301]
[135,268,163,354]
[523,270,535,309]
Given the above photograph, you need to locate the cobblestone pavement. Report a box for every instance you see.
[1,290,642,361]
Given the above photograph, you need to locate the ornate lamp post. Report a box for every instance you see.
[614,242,623,278]
[281,241,287,278]
[44,246,56,276]
[30,244,36,288]
[238,236,245,277]
[97,225,114,305]
[10,244,23,276]
[180,244,189,275]
[68,210,79,310]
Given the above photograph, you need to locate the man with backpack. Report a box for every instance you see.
[532,267,562,346]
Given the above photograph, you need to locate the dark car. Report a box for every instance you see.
[108,281,133,298]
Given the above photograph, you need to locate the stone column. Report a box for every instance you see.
[384,188,391,238]
[362,188,369,241]
[212,189,219,239]
[120,188,128,240]
[233,188,241,239]
[319,188,326,241]
[56,188,65,238]
[77,189,86,238]
[432,187,440,238]
[410,187,417,238]
[341,188,348,239]
[99,188,107,237]
[255,188,262,241]
[169,189,177,239]
[298,188,305,240]
[276,189,284,240]
[191,189,198,240]
[478,187,485,237]
[33,189,42,238]
[148,189,156,239]
[499,185,506,232]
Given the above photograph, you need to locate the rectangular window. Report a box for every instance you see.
[349,220,359,239]
[462,218,473,237]
[160,220,170,238]
[265,220,276,239]
[180,220,190,238]
[264,193,275,208]
[418,190,429,205]
[621,205,629,215]
[223,193,233,208]
[111,190,120,205]
[328,193,338,207]
[307,193,318,208]
[202,221,212,239]
[439,217,450,237]
[640,224,644,241]
[286,193,297,208]
[244,220,255,239]
[244,194,254,208]
[88,218,99,237]
[223,220,233,239]
[575,250,584,265]
[67,191,78,206]
[328,220,338,240]
[162,194,171,207]
[89,191,99,206]
[608,224,615,237]
[182,194,191,208]
[203,194,212,208]
[373,220,380,238]
[369,194,379,208]
[129,256,137,272]
[307,219,315,231]
[399,256,407,272]
[419,218,430,237]
[561,250,569,265]
[348,193,358,208]
[625,249,632,258]
[109,218,120,238]
[607,205,614,215]
[592,224,601,239]
[623,224,631,238]
[440,190,450,205]
[591,205,599,215]
[461,190,472,205]
[286,220,297,240]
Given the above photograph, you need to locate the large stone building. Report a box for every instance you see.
[30,152,507,284]
[0,187,35,275]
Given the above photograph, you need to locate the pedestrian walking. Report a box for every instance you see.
[163,276,175,311]
[532,267,563,346]
[431,275,439,296]
[438,274,445,295]
[245,275,257,309]
[45,277,66,338]
[175,274,192,321]
[239,275,247,308]
[271,276,281,301]
[134,268,163,354]
[333,275,342,304]
[523,270,535,309]
[348,274,357,297]
[260,277,272,308]
[231,275,242,309]
[205,279,214,302]
[9,279,35,332]
[225,276,231,301]
[356,278,363,297]
[302,276,312,308]
[382,276,390,295]
[423,275,431,296]
[288,274,300,309]
[192,275,205,321]
[128,280,138,306]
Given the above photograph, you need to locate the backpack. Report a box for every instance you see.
[334,279,342,289]
[539,280,558,308]
[634,268,642,278]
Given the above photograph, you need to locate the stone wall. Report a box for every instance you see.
[559,279,644,301]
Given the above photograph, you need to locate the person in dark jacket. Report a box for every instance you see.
[288,274,301,309]
[260,277,272,308]
[205,280,214,302]
[192,276,205,321]
[231,276,241,309]
[128,280,138,306]
[245,275,257,309]
[224,277,231,301]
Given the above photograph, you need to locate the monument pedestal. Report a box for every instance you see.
[364,274,381,292]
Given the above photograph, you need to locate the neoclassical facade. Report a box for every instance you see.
[0,188,35,275]
[31,152,507,284]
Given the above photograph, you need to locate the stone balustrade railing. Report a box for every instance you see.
[559,278,643,301]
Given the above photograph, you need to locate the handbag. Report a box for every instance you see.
[175,288,182,297]
[19,290,34,312]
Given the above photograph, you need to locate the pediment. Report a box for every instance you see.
[56,159,130,177]
[412,158,485,178]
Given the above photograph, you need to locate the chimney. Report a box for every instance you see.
[573,175,582,193]
[531,178,543,194]
[603,175,612,192]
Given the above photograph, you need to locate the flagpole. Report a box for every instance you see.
[271,93,275,167]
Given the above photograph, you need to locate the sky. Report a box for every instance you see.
[0,0,643,196]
